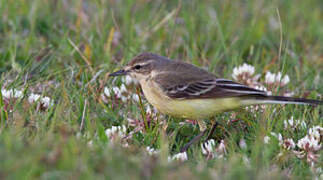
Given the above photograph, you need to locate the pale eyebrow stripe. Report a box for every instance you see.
[136,60,154,67]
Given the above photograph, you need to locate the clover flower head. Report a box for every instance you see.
[168,152,188,162]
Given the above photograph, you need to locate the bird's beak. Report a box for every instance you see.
[109,69,128,77]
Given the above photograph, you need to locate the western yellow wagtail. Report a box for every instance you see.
[109,52,322,152]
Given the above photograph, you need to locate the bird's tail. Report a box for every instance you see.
[241,95,322,106]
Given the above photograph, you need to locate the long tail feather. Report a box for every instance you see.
[241,95,322,106]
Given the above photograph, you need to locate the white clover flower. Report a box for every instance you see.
[132,94,140,103]
[239,138,247,150]
[104,87,111,97]
[265,71,290,86]
[284,116,295,129]
[146,146,159,155]
[293,125,322,166]
[120,84,127,93]
[283,121,288,130]
[1,89,9,98]
[41,97,52,108]
[283,117,307,130]
[168,152,188,162]
[264,136,270,144]
[124,75,134,85]
[201,139,215,155]
[254,85,268,92]
[288,117,294,127]
[105,125,127,139]
[232,63,255,81]
[216,140,227,157]
[1,89,23,99]
[120,96,128,102]
[308,126,323,140]
[283,91,294,97]
[265,72,276,84]
[28,93,41,103]
[146,105,153,114]
[277,134,283,145]
[112,87,121,97]
[28,93,53,109]
[201,139,226,160]
[281,75,290,85]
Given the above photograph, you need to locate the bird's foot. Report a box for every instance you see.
[180,121,219,152]
[180,129,207,152]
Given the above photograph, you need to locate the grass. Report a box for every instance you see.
[0,0,322,179]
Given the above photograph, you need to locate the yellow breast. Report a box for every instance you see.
[140,80,242,119]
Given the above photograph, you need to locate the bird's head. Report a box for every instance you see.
[109,52,171,82]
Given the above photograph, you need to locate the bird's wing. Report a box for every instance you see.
[153,73,267,99]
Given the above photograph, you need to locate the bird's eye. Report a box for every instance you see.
[134,65,141,70]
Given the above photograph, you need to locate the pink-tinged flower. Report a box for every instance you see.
[105,125,129,147]
[105,125,127,139]
[127,118,145,134]
[232,63,260,86]
[293,125,322,166]
[168,152,188,162]
[179,119,198,126]
[283,138,296,150]
[201,139,216,160]
[308,126,323,141]
[112,86,122,98]
[127,118,143,128]
[232,64,255,80]
[264,72,292,96]
[126,105,161,136]
[216,140,227,158]
[201,139,227,160]
[1,88,23,112]
[28,93,53,110]
[1,89,23,99]
[297,135,321,152]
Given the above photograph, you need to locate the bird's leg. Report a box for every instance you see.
[180,129,207,152]
[180,120,207,152]
[205,120,218,141]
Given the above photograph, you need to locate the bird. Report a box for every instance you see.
[109,52,322,152]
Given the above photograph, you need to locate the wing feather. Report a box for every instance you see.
[160,78,267,99]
